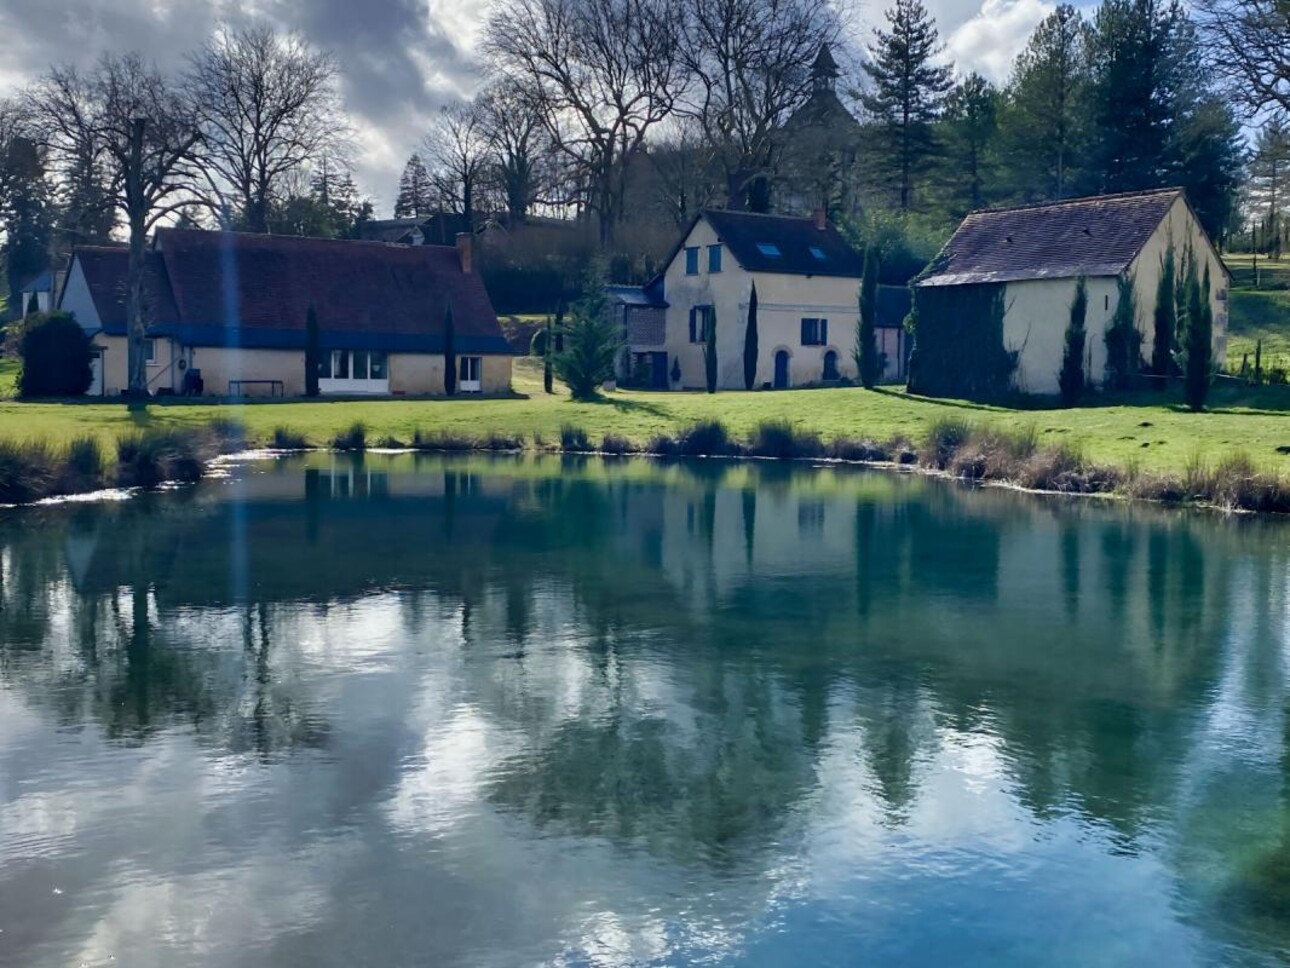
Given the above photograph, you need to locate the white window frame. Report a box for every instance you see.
[459,355,482,393]
[319,349,391,395]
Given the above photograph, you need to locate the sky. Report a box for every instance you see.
[0,0,1062,215]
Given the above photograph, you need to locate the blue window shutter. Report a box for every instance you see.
[689,308,696,342]
[821,319,828,344]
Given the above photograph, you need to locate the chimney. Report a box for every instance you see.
[456,232,473,274]
[813,207,828,231]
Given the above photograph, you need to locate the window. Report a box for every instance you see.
[370,352,388,380]
[756,242,781,258]
[352,349,370,380]
[144,339,157,364]
[332,349,350,379]
[459,355,482,392]
[707,244,722,273]
[688,305,713,343]
[800,317,828,346]
[685,246,699,275]
[809,246,827,261]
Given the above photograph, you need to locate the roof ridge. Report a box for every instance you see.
[966,187,1183,218]
[703,208,816,223]
[156,227,454,251]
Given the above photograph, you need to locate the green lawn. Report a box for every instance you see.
[1,357,1287,474]
[1227,289,1290,371]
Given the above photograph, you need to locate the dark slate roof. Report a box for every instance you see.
[917,188,1184,287]
[699,210,864,278]
[359,218,423,244]
[68,230,509,354]
[71,247,180,331]
[812,44,839,78]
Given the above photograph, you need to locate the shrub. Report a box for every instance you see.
[920,418,973,469]
[332,422,367,452]
[677,420,730,456]
[116,431,209,488]
[272,427,309,449]
[484,432,524,451]
[554,267,622,400]
[0,441,56,503]
[412,429,476,451]
[828,438,890,462]
[18,311,92,398]
[646,432,679,456]
[560,424,591,451]
[60,437,105,492]
[748,420,824,459]
[600,433,637,455]
[375,435,407,449]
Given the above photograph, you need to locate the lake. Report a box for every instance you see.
[1,453,1289,967]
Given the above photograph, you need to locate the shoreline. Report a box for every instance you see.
[6,418,1288,517]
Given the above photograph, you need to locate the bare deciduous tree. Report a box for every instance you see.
[679,0,839,211]
[423,102,492,225]
[477,79,552,222]
[484,0,686,243]
[1195,0,1290,119]
[25,54,204,398]
[188,24,347,232]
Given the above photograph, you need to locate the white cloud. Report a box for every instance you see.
[945,0,1055,84]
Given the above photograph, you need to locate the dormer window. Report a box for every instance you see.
[756,243,782,257]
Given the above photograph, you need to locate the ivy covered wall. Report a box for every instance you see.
[907,283,1018,400]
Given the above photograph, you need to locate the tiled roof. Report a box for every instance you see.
[917,188,1183,287]
[700,210,864,278]
[68,230,509,354]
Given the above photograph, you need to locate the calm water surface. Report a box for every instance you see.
[1,453,1289,967]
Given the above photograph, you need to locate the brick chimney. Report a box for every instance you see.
[456,232,473,274]
[813,207,828,231]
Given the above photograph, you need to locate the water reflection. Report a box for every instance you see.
[0,454,1288,967]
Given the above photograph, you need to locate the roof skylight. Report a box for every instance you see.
[756,243,782,257]
[809,246,827,260]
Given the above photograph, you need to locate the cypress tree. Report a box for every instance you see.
[1103,273,1141,390]
[862,0,953,211]
[443,301,457,395]
[1151,244,1177,380]
[1184,262,1212,411]
[26,290,40,317]
[704,307,718,393]
[857,247,880,388]
[304,304,320,397]
[1059,276,1088,405]
[544,311,557,394]
[743,284,759,391]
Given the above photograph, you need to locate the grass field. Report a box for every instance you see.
[1227,290,1290,371]
[1,357,1286,475]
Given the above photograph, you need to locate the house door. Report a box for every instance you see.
[89,350,104,396]
[774,350,790,389]
[650,352,668,389]
[459,356,482,393]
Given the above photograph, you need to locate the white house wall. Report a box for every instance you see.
[662,218,863,390]
[58,260,102,331]
[1001,197,1227,396]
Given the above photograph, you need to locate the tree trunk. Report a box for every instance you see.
[126,117,148,407]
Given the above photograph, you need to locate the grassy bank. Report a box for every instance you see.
[0,358,1288,510]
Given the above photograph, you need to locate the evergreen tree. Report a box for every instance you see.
[1183,261,1213,410]
[743,282,759,391]
[940,74,999,215]
[863,0,953,211]
[554,269,622,400]
[857,247,880,388]
[305,304,321,397]
[1248,119,1290,255]
[26,290,39,316]
[544,310,557,395]
[1103,272,1142,390]
[1059,275,1088,405]
[394,153,434,218]
[1151,243,1177,378]
[0,136,53,322]
[443,301,457,395]
[1003,4,1091,200]
[704,306,718,393]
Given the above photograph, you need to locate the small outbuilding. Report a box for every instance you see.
[911,188,1228,398]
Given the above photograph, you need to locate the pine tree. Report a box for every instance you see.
[863,0,953,211]
[1248,118,1290,254]
[1004,4,1090,200]
[1,136,54,321]
[941,74,999,214]
[554,268,622,400]
[743,282,759,391]
[857,247,880,388]
[1151,244,1177,378]
[394,154,433,218]
[1059,276,1088,405]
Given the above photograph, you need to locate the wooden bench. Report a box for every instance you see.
[227,379,285,398]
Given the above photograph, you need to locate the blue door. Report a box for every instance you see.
[774,350,790,389]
